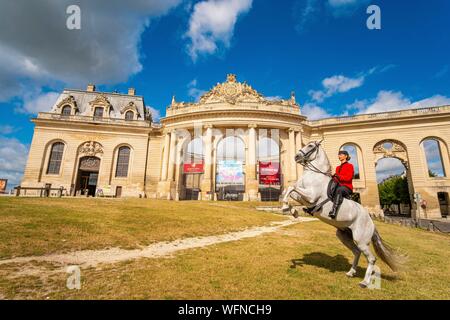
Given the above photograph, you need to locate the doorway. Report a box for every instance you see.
[184,173,202,200]
[438,192,449,217]
[76,156,100,196]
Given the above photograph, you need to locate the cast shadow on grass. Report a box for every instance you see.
[290,252,397,281]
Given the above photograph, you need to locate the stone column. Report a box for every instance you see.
[295,129,303,179]
[201,125,213,200]
[160,132,170,181]
[174,141,183,201]
[288,128,297,183]
[167,130,177,182]
[247,124,259,200]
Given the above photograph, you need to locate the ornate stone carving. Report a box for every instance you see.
[373,140,406,154]
[89,94,112,111]
[78,141,104,157]
[199,74,266,105]
[79,156,101,171]
[55,95,77,113]
[373,140,408,168]
[120,101,140,117]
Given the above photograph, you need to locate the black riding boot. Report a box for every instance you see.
[329,192,343,219]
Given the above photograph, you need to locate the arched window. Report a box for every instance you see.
[217,136,245,163]
[185,137,204,164]
[47,142,64,174]
[125,111,134,121]
[340,144,360,179]
[421,139,446,177]
[94,107,104,118]
[115,146,131,177]
[258,136,279,162]
[61,105,71,116]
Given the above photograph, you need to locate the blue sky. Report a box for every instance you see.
[0,0,449,188]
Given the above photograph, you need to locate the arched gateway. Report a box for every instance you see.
[20,74,450,218]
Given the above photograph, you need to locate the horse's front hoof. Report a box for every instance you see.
[359,281,369,288]
[281,205,290,213]
[291,208,299,218]
[346,269,356,278]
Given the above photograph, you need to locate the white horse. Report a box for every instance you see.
[281,140,405,288]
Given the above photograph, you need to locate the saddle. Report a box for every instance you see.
[303,178,351,216]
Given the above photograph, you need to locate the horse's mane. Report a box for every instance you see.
[317,145,332,175]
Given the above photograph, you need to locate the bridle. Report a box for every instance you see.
[296,140,332,177]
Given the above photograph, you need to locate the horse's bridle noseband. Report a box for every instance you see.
[296,140,331,177]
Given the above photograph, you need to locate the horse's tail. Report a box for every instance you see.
[371,228,407,272]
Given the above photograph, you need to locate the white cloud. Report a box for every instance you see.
[302,103,331,120]
[266,96,284,101]
[0,0,181,102]
[293,0,319,33]
[0,125,18,135]
[17,92,60,115]
[147,106,161,121]
[328,0,359,7]
[185,0,253,61]
[309,74,364,102]
[0,137,29,190]
[188,79,207,101]
[375,157,406,183]
[293,0,368,32]
[347,90,450,114]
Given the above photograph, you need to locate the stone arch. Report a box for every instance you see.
[39,139,68,181]
[339,142,364,180]
[373,139,414,216]
[373,139,409,168]
[419,136,448,178]
[110,143,134,182]
[215,134,246,201]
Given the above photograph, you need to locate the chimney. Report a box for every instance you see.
[87,84,96,92]
[128,88,136,96]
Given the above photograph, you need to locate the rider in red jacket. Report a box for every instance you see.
[329,150,354,219]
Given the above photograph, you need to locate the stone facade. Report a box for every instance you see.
[21,75,450,219]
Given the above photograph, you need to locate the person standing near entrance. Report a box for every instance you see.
[329,150,354,219]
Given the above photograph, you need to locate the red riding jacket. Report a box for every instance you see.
[334,161,354,191]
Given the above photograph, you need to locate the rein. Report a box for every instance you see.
[298,143,332,177]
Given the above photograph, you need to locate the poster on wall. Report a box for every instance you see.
[216,160,244,186]
[0,179,7,194]
[183,162,204,174]
[259,162,280,185]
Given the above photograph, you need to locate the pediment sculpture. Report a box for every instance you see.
[78,141,104,157]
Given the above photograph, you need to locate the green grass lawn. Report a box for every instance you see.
[0,197,449,299]
[0,197,283,259]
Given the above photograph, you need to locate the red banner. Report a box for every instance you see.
[183,162,204,174]
[259,162,280,185]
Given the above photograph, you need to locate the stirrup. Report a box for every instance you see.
[328,208,337,219]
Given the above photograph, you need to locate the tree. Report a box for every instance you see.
[378,175,410,213]
[428,169,438,177]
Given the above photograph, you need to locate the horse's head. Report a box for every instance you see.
[295,139,323,164]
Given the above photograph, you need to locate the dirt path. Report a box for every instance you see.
[0,217,317,271]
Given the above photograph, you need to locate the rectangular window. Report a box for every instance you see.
[94,107,104,119]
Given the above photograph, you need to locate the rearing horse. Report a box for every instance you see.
[281,140,405,287]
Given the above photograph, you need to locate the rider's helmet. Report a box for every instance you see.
[338,150,351,161]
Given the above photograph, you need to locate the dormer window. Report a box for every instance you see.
[94,107,104,119]
[61,105,72,116]
[125,110,134,121]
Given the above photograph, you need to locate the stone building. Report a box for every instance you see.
[21,75,450,219]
